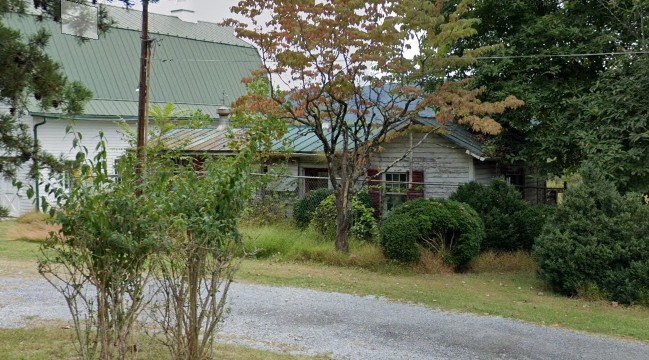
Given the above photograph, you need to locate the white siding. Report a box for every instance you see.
[1,117,137,216]
[36,118,137,176]
[264,161,299,192]
[370,133,474,199]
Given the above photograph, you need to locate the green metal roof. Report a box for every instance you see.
[4,6,261,119]
[163,118,487,158]
[414,117,486,158]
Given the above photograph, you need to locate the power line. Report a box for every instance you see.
[153,50,649,64]
[473,50,649,60]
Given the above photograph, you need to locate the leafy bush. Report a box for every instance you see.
[293,188,333,228]
[0,205,9,218]
[241,192,294,226]
[355,190,374,211]
[380,199,484,268]
[533,167,649,305]
[310,194,378,241]
[450,179,550,252]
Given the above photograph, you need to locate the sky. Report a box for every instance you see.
[102,0,245,24]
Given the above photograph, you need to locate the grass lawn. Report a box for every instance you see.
[0,326,330,360]
[2,218,649,346]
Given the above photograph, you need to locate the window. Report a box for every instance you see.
[304,168,329,193]
[384,172,408,211]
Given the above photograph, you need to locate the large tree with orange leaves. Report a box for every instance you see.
[227,0,522,252]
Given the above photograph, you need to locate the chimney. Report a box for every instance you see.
[170,0,197,23]
[214,106,231,129]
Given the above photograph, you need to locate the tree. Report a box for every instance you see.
[227,0,522,252]
[0,2,92,181]
[449,0,649,181]
[572,55,649,192]
[0,0,153,182]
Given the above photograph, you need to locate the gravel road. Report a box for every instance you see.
[2,276,649,360]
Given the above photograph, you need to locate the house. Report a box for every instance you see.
[0,4,261,216]
[163,115,510,215]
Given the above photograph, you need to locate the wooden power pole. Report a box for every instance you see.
[136,0,152,180]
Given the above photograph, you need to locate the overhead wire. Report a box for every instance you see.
[152,50,649,64]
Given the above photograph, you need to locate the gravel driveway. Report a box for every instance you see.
[1,276,649,360]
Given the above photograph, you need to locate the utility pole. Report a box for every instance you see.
[136,0,152,181]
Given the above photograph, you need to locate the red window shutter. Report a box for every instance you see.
[407,170,425,200]
[366,169,382,218]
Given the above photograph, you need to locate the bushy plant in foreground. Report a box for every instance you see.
[380,199,484,269]
[450,179,550,252]
[310,194,378,242]
[533,167,649,305]
[293,188,333,228]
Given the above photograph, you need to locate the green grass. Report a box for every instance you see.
[241,224,390,270]
[0,327,330,360]
[0,220,42,263]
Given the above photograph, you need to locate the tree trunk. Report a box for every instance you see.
[187,241,201,360]
[334,182,353,253]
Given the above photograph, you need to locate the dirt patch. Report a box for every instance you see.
[0,259,40,278]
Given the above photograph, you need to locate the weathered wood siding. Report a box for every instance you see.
[370,133,475,199]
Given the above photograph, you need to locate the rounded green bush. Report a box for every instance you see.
[533,167,649,305]
[310,194,378,241]
[293,188,333,229]
[450,179,549,252]
[380,213,421,263]
[380,199,484,268]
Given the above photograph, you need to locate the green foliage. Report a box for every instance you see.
[379,213,421,263]
[240,192,294,226]
[450,1,649,177]
[450,179,552,252]
[380,199,484,268]
[533,166,649,305]
[293,188,333,229]
[572,56,649,192]
[241,224,387,270]
[35,106,262,359]
[355,190,373,211]
[310,194,378,242]
[0,205,8,218]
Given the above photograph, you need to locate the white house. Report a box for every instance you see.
[1,4,261,216]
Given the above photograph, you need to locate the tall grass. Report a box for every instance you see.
[7,212,59,243]
[467,251,537,273]
[240,224,388,270]
[240,224,540,275]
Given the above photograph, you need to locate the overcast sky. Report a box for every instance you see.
[104,0,245,24]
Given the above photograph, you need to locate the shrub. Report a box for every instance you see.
[310,194,378,241]
[380,199,484,269]
[0,205,9,218]
[379,212,421,263]
[450,179,550,252]
[533,166,649,305]
[355,190,374,211]
[293,188,333,228]
[240,192,294,226]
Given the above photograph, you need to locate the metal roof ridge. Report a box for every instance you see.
[102,4,256,49]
